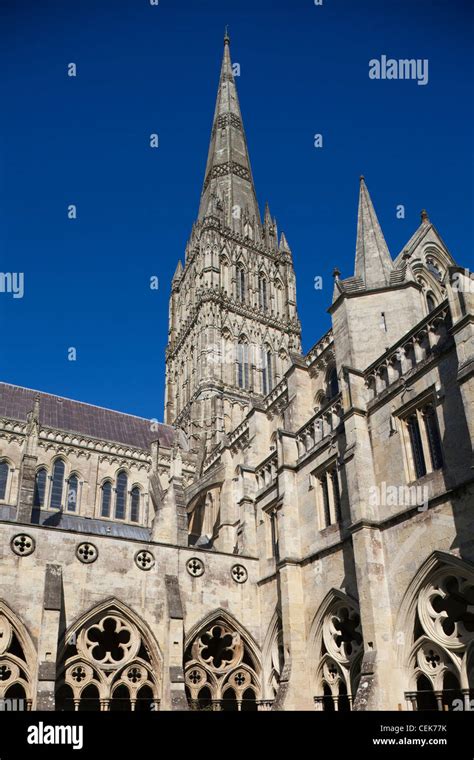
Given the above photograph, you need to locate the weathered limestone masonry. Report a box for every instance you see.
[0,35,473,712]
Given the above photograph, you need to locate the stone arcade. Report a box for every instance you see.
[0,34,473,712]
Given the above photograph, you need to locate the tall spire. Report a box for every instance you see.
[198,35,261,230]
[354,176,393,288]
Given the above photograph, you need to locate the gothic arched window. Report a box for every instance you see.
[0,604,35,710]
[237,338,249,389]
[327,367,339,400]
[67,474,79,513]
[115,471,128,520]
[274,280,283,316]
[313,595,363,711]
[426,292,437,313]
[184,617,261,711]
[130,487,140,523]
[261,346,273,395]
[407,414,427,479]
[49,459,65,509]
[258,275,267,312]
[0,461,9,501]
[101,481,112,518]
[423,405,443,471]
[34,468,47,508]
[220,255,230,294]
[236,265,246,303]
[405,563,474,711]
[56,604,161,711]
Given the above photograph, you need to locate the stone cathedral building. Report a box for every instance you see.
[0,35,473,713]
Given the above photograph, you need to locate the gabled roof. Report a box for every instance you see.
[0,382,188,451]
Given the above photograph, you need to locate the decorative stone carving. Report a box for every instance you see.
[76,542,98,564]
[186,557,205,577]
[10,534,35,557]
[135,550,155,571]
[418,570,474,651]
[231,564,248,584]
[185,619,260,708]
[57,607,161,710]
[323,602,363,666]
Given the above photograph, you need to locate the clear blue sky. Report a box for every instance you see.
[1,0,472,421]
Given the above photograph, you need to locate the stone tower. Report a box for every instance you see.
[165,33,302,450]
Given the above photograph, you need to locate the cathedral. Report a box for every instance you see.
[0,34,473,713]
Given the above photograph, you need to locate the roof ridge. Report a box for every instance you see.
[0,381,169,427]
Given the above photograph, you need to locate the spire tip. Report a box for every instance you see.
[224,25,230,45]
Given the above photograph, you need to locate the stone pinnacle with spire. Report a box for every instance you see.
[198,34,261,231]
[354,176,394,289]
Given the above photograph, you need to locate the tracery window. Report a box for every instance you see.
[56,606,161,711]
[185,618,261,711]
[0,606,34,710]
[313,596,363,711]
[426,258,443,282]
[267,622,284,701]
[405,566,474,711]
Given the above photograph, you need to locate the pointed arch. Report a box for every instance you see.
[184,609,262,710]
[0,600,36,708]
[56,598,162,711]
[262,609,284,701]
[308,589,363,711]
[395,551,474,710]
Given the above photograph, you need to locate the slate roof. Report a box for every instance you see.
[0,382,187,451]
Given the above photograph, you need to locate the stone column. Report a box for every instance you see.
[273,431,313,710]
[164,575,188,711]
[36,564,62,710]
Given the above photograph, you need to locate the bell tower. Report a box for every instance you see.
[165,32,301,449]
